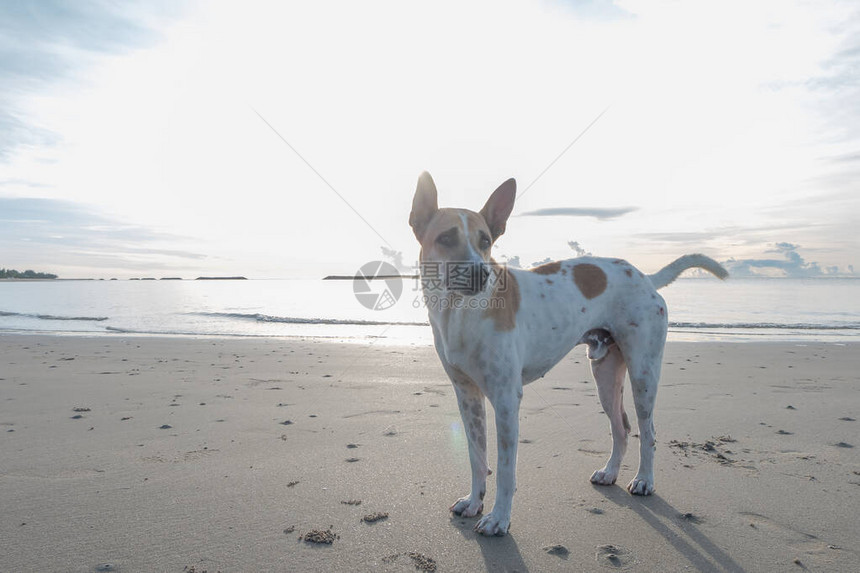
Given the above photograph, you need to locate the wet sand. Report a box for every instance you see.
[1,334,858,572]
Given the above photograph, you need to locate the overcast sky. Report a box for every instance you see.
[1,0,858,278]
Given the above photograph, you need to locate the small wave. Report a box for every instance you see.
[193,313,858,331]
[670,321,860,331]
[0,310,109,322]
[191,312,428,327]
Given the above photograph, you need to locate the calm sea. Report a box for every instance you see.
[1,277,858,344]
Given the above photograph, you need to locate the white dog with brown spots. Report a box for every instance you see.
[409,171,728,536]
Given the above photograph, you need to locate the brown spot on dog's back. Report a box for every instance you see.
[531,261,561,275]
[573,263,607,299]
[484,265,519,331]
[625,269,633,277]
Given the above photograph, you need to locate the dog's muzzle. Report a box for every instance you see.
[446,261,491,295]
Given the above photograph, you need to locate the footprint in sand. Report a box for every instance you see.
[596,544,634,569]
[406,552,437,572]
[544,544,570,558]
[361,512,389,523]
[300,528,338,545]
[741,511,835,556]
[679,512,704,524]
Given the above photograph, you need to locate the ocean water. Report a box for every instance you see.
[0,277,858,344]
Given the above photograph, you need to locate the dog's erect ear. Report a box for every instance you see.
[409,171,439,241]
[480,178,516,241]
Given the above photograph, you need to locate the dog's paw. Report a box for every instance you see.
[450,496,483,518]
[627,475,655,495]
[474,511,510,536]
[590,467,619,486]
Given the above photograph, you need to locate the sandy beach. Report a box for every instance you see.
[1,334,858,572]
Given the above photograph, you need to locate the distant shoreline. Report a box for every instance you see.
[0,276,249,282]
[2,275,857,283]
[323,274,420,281]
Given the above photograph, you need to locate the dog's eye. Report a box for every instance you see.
[479,233,491,250]
[436,231,457,248]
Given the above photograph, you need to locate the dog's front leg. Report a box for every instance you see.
[450,382,489,518]
[475,384,522,536]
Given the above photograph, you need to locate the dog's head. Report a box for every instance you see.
[409,171,516,295]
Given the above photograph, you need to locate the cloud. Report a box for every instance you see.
[567,240,592,257]
[379,246,412,273]
[0,179,52,189]
[500,255,521,269]
[0,197,207,275]
[635,230,727,244]
[825,151,860,164]
[635,223,828,247]
[519,207,638,220]
[0,1,183,160]
[554,0,634,21]
[769,241,800,253]
[530,257,554,268]
[497,240,590,271]
[0,197,165,238]
[0,113,62,160]
[796,10,860,150]
[723,242,854,277]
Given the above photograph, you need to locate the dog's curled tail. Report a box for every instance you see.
[648,254,728,290]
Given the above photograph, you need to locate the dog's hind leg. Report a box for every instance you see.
[589,343,630,486]
[449,380,489,518]
[622,331,666,496]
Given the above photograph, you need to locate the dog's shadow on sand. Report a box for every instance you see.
[449,516,529,572]
[594,485,748,573]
